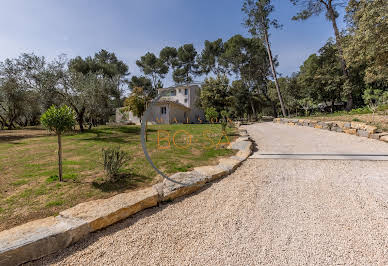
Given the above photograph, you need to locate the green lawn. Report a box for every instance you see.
[0,124,237,231]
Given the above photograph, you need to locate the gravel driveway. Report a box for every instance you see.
[34,123,388,265]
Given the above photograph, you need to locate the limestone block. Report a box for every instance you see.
[59,187,159,231]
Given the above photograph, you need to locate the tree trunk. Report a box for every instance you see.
[77,108,85,132]
[250,98,256,119]
[57,134,63,182]
[263,29,286,117]
[327,4,353,110]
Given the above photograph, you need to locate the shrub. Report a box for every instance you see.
[101,146,130,181]
[220,110,229,132]
[205,107,219,123]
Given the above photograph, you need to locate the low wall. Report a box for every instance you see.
[273,118,388,143]
[0,128,253,265]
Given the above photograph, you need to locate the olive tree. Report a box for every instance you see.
[40,105,75,182]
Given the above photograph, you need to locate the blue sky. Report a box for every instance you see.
[0,0,346,85]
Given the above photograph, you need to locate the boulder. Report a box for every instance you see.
[363,125,377,134]
[218,158,242,172]
[351,121,366,130]
[344,128,357,135]
[235,149,252,160]
[344,122,351,129]
[322,122,333,130]
[357,130,370,138]
[159,171,207,201]
[0,216,89,266]
[380,135,388,143]
[308,120,318,127]
[193,165,228,182]
[229,140,251,152]
[369,132,388,140]
[333,121,345,129]
[59,187,159,232]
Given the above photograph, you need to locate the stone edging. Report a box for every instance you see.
[273,118,388,143]
[0,127,253,266]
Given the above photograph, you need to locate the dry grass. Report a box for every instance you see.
[0,124,237,231]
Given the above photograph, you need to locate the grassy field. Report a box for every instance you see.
[0,124,237,231]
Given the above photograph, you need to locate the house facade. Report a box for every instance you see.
[116,84,205,124]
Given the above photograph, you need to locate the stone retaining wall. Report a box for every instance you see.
[0,128,253,266]
[273,118,388,143]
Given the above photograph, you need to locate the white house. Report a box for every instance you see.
[116,84,205,124]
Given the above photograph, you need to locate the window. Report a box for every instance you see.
[184,98,188,103]
[170,90,176,96]
[161,107,167,114]
[184,88,188,95]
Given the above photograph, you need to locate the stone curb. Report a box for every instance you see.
[0,127,253,265]
[273,118,388,143]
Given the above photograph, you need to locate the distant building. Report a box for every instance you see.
[116,84,205,124]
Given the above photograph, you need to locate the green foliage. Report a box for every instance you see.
[205,107,219,122]
[40,105,75,135]
[69,49,128,78]
[197,39,224,75]
[297,40,344,108]
[101,146,130,181]
[173,44,199,84]
[242,0,282,38]
[298,97,315,116]
[136,52,168,90]
[242,0,287,117]
[124,87,146,121]
[362,88,386,114]
[128,76,154,98]
[220,110,229,132]
[200,75,231,115]
[344,0,388,84]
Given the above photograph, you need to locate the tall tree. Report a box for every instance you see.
[61,72,117,131]
[173,44,198,84]
[66,50,128,130]
[220,34,276,117]
[243,0,287,117]
[197,39,225,76]
[344,0,388,85]
[128,76,154,98]
[136,52,168,90]
[297,40,345,112]
[290,0,355,110]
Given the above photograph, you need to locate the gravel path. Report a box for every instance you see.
[35,123,388,265]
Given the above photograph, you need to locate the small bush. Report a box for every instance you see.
[101,146,130,181]
[205,107,219,123]
[352,118,361,122]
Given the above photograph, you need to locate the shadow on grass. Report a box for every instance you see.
[92,173,152,193]
[0,133,52,143]
[81,126,158,144]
